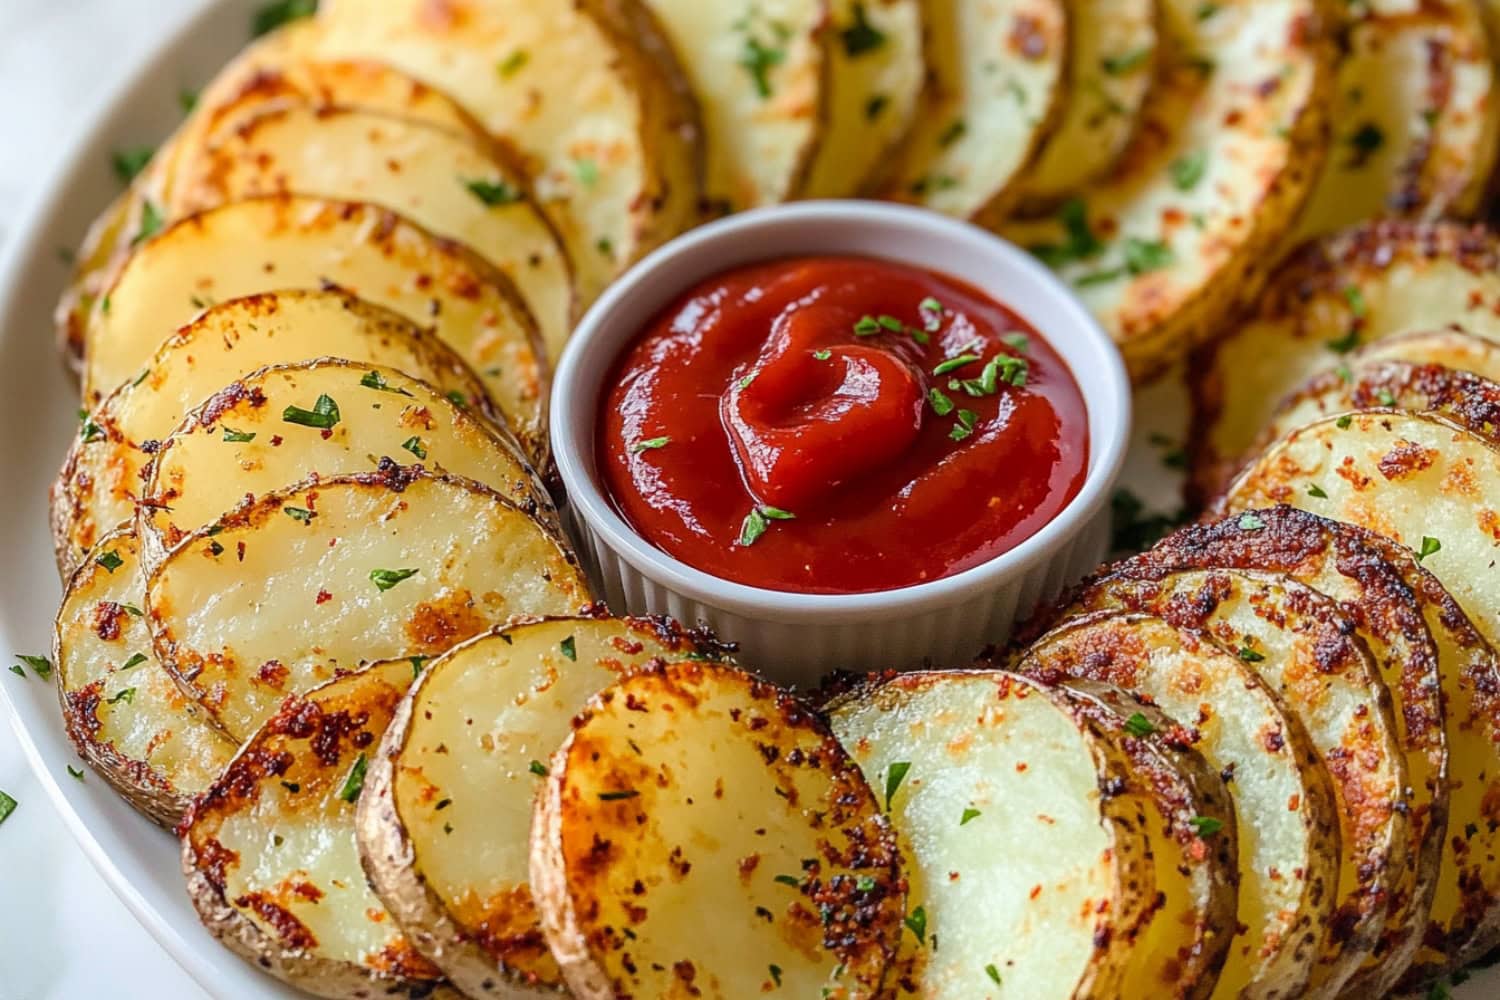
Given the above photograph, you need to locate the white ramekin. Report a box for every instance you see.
[551,201,1130,685]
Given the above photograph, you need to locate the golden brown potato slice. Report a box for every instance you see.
[1291,0,1500,244]
[1015,0,1159,212]
[54,527,234,828]
[531,661,904,998]
[1004,0,1336,380]
[83,196,547,462]
[880,0,1068,225]
[1188,220,1500,503]
[312,0,703,302]
[164,104,573,361]
[1014,612,1340,1000]
[358,616,724,998]
[53,291,488,579]
[180,659,459,999]
[137,359,551,573]
[1090,508,1446,994]
[803,0,926,198]
[148,467,591,742]
[827,670,1180,999]
[1061,566,1407,995]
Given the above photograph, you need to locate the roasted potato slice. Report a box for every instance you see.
[313,0,703,302]
[1188,220,1500,503]
[180,658,458,999]
[1091,508,1446,993]
[1014,612,1340,1000]
[827,670,1173,999]
[1291,0,1500,244]
[83,196,547,462]
[164,104,573,362]
[1005,0,1335,380]
[1061,566,1407,995]
[53,291,488,578]
[880,0,1068,225]
[1015,0,1159,212]
[803,0,925,198]
[54,526,235,828]
[148,467,590,742]
[359,616,723,998]
[531,661,904,999]
[138,359,551,573]
[640,0,828,209]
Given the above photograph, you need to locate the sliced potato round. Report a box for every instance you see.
[84,195,547,463]
[803,0,925,198]
[54,526,235,828]
[1014,612,1340,1000]
[531,661,904,999]
[1015,0,1159,211]
[312,0,703,302]
[1189,220,1500,503]
[827,670,1165,999]
[880,0,1068,225]
[148,467,590,742]
[1102,507,1446,993]
[138,359,551,573]
[1063,566,1407,995]
[641,0,827,210]
[1005,0,1335,379]
[54,290,488,579]
[180,658,458,998]
[1291,0,1500,244]
[359,616,722,998]
[165,104,574,361]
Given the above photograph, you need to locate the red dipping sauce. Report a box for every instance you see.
[597,256,1090,594]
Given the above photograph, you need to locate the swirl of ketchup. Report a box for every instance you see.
[598,256,1089,595]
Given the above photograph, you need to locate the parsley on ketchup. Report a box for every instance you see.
[598,256,1089,594]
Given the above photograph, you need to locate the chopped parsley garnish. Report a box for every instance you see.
[0,790,14,826]
[497,49,529,77]
[979,353,1028,391]
[446,390,470,410]
[949,409,980,442]
[560,636,577,661]
[854,315,882,336]
[855,874,878,892]
[938,119,967,148]
[1307,483,1328,499]
[1336,414,1354,429]
[1343,284,1368,318]
[865,94,889,119]
[96,550,124,574]
[370,567,419,592]
[122,603,143,616]
[111,147,154,185]
[933,354,981,376]
[284,506,316,523]
[338,753,368,803]
[134,200,164,245]
[1237,512,1266,531]
[121,653,148,670]
[529,760,548,777]
[1325,328,1361,354]
[1238,647,1265,663]
[1170,150,1207,191]
[1102,47,1151,75]
[631,436,671,454]
[67,765,85,781]
[960,807,982,825]
[904,904,928,945]
[410,656,427,678]
[928,387,955,417]
[251,0,316,38]
[463,177,523,206]
[106,688,136,705]
[840,3,886,56]
[1123,237,1174,274]
[813,349,832,360]
[769,963,783,987]
[16,655,52,680]
[739,34,786,99]
[599,789,639,801]
[1002,333,1031,353]
[1345,122,1384,168]
[1029,198,1100,267]
[575,158,599,187]
[986,964,1003,986]
[80,416,105,443]
[6,665,22,679]
[401,436,427,459]
[1124,712,1155,737]
[774,874,801,887]
[222,426,256,443]
[282,393,341,429]
[1189,815,1224,838]
[359,370,412,396]
[884,761,912,810]
[1418,536,1442,562]
[738,506,795,547]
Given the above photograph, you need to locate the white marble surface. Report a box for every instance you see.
[0,2,210,996]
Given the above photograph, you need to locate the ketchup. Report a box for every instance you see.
[597,256,1089,594]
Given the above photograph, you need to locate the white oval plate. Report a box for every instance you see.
[0,1,1493,997]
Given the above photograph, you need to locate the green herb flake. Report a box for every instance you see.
[1029,198,1101,267]
[1343,284,1368,318]
[560,636,577,661]
[739,34,786,99]
[0,790,15,826]
[960,807,982,826]
[106,688,136,705]
[370,567,419,592]
[599,789,639,801]
[1325,329,1361,354]
[865,94,889,120]
[67,765,85,782]
[410,656,427,678]
[1238,647,1265,663]
[1102,47,1151,75]
[986,964,1003,986]
[1002,333,1031,353]
[178,88,199,113]
[80,416,105,443]
[284,506,316,524]
[1123,237,1174,275]
[6,665,23,679]
[884,761,912,810]
[14,654,51,680]
[1376,388,1397,407]
[251,0,316,38]
[338,753,368,803]
[949,409,980,442]
[1189,815,1224,838]
[134,200,164,245]
[854,315,882,336]
[1307,483,1329,499]
[110,147,154,185]
[928,387,955,416]
[401,436,427,459]
[575,158,599,187]
[463,177,523,207]
[904,904,928,945]
[283,393,341,430]
[1237,512,1266,531]
[938,119,967,148]
[739,509,769,547]
[359,370,412,396]
[1337,414,1354,429]
[208,540,225,557]
[1418,536,1442,562]
[840,3,886,56]
[529,760,548,777]
[497,49,529,77]
[933,354,981,376]
[877,314,904,332]
[1170,150,1207,191]
[222,426,256,443]
[813,349,832,360]
[1124,712,1155,737]
[121,653,148,670]
[774,874,801,887]
[631,436,671,454]
[769,963,783,987]
[1345,122,1384,167]
[96,550,124,573]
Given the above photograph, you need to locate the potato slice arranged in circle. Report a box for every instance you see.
[137,358,550,574]
[84,196,548,464]
[149,467,590,742]
[55,526,235,828]
[358,617,723,998]
[827,670,1172,1000]
[181,658,460,1000]
[165,104,574,361]
[53,290,488,578]
[1014,612,1339,1000]
[1064,566,1407,995]
[531,661,904,999]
